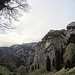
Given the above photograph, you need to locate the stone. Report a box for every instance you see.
[67,22,75,30]
[33,22,75,71]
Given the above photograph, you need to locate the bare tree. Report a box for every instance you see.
[0,0,30,29]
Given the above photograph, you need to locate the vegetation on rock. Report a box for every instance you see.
[64,43,75,69]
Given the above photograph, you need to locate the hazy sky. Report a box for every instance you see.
[0,0,75,46]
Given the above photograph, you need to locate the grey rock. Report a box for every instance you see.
[67,22,75,30]
[33,22,75,70]
[33,29,67,70]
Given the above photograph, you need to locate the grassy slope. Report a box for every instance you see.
[30,67,75,75]
[52,67,75,75]
[0,65,75,75]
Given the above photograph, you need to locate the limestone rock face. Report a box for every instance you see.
[33,22,75,71]
[33,30,67,70]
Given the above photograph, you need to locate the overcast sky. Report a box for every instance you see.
[0,0,75,46]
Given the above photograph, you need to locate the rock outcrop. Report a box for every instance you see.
[67,22,75,31]
[33,22,75,71]
[33,30,67,71]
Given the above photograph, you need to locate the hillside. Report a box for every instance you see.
[0,22,75,75]
[0,43,37,72]
[30,22,75,75]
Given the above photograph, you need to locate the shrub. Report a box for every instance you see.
[17,65,27,75]
[64,43,75,69]
[30,64,40,72]
[54,50,63,71]
[46,56,51,71]
[67,33,75,45]
[29,65,46,75]
[0,65,13,75]
[0,73,2,75]
[30,64,35,72]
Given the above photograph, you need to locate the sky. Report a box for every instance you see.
[0,0,75,46]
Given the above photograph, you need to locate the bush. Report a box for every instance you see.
[46,56,51,71]
[29,65,46,75]
[17,65,27,75]
[54,50,63,71]
[0,65,13,75]
[67,33,75,45]
[30,64,35,72]
[0,73,2,75]
[64,43,75,69]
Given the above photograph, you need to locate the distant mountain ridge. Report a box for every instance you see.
[0,42,37,71]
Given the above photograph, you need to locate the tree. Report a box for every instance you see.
[0,0,30,29]
[46,56,51,71]
[54,50,63,71]
[67,33,75,45]
[64,43,75,69]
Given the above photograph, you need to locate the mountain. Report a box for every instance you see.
[32,22,75,72]
[0,22,75,75]
[0,42,37,71]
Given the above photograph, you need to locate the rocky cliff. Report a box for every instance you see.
[33,22,75,71]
